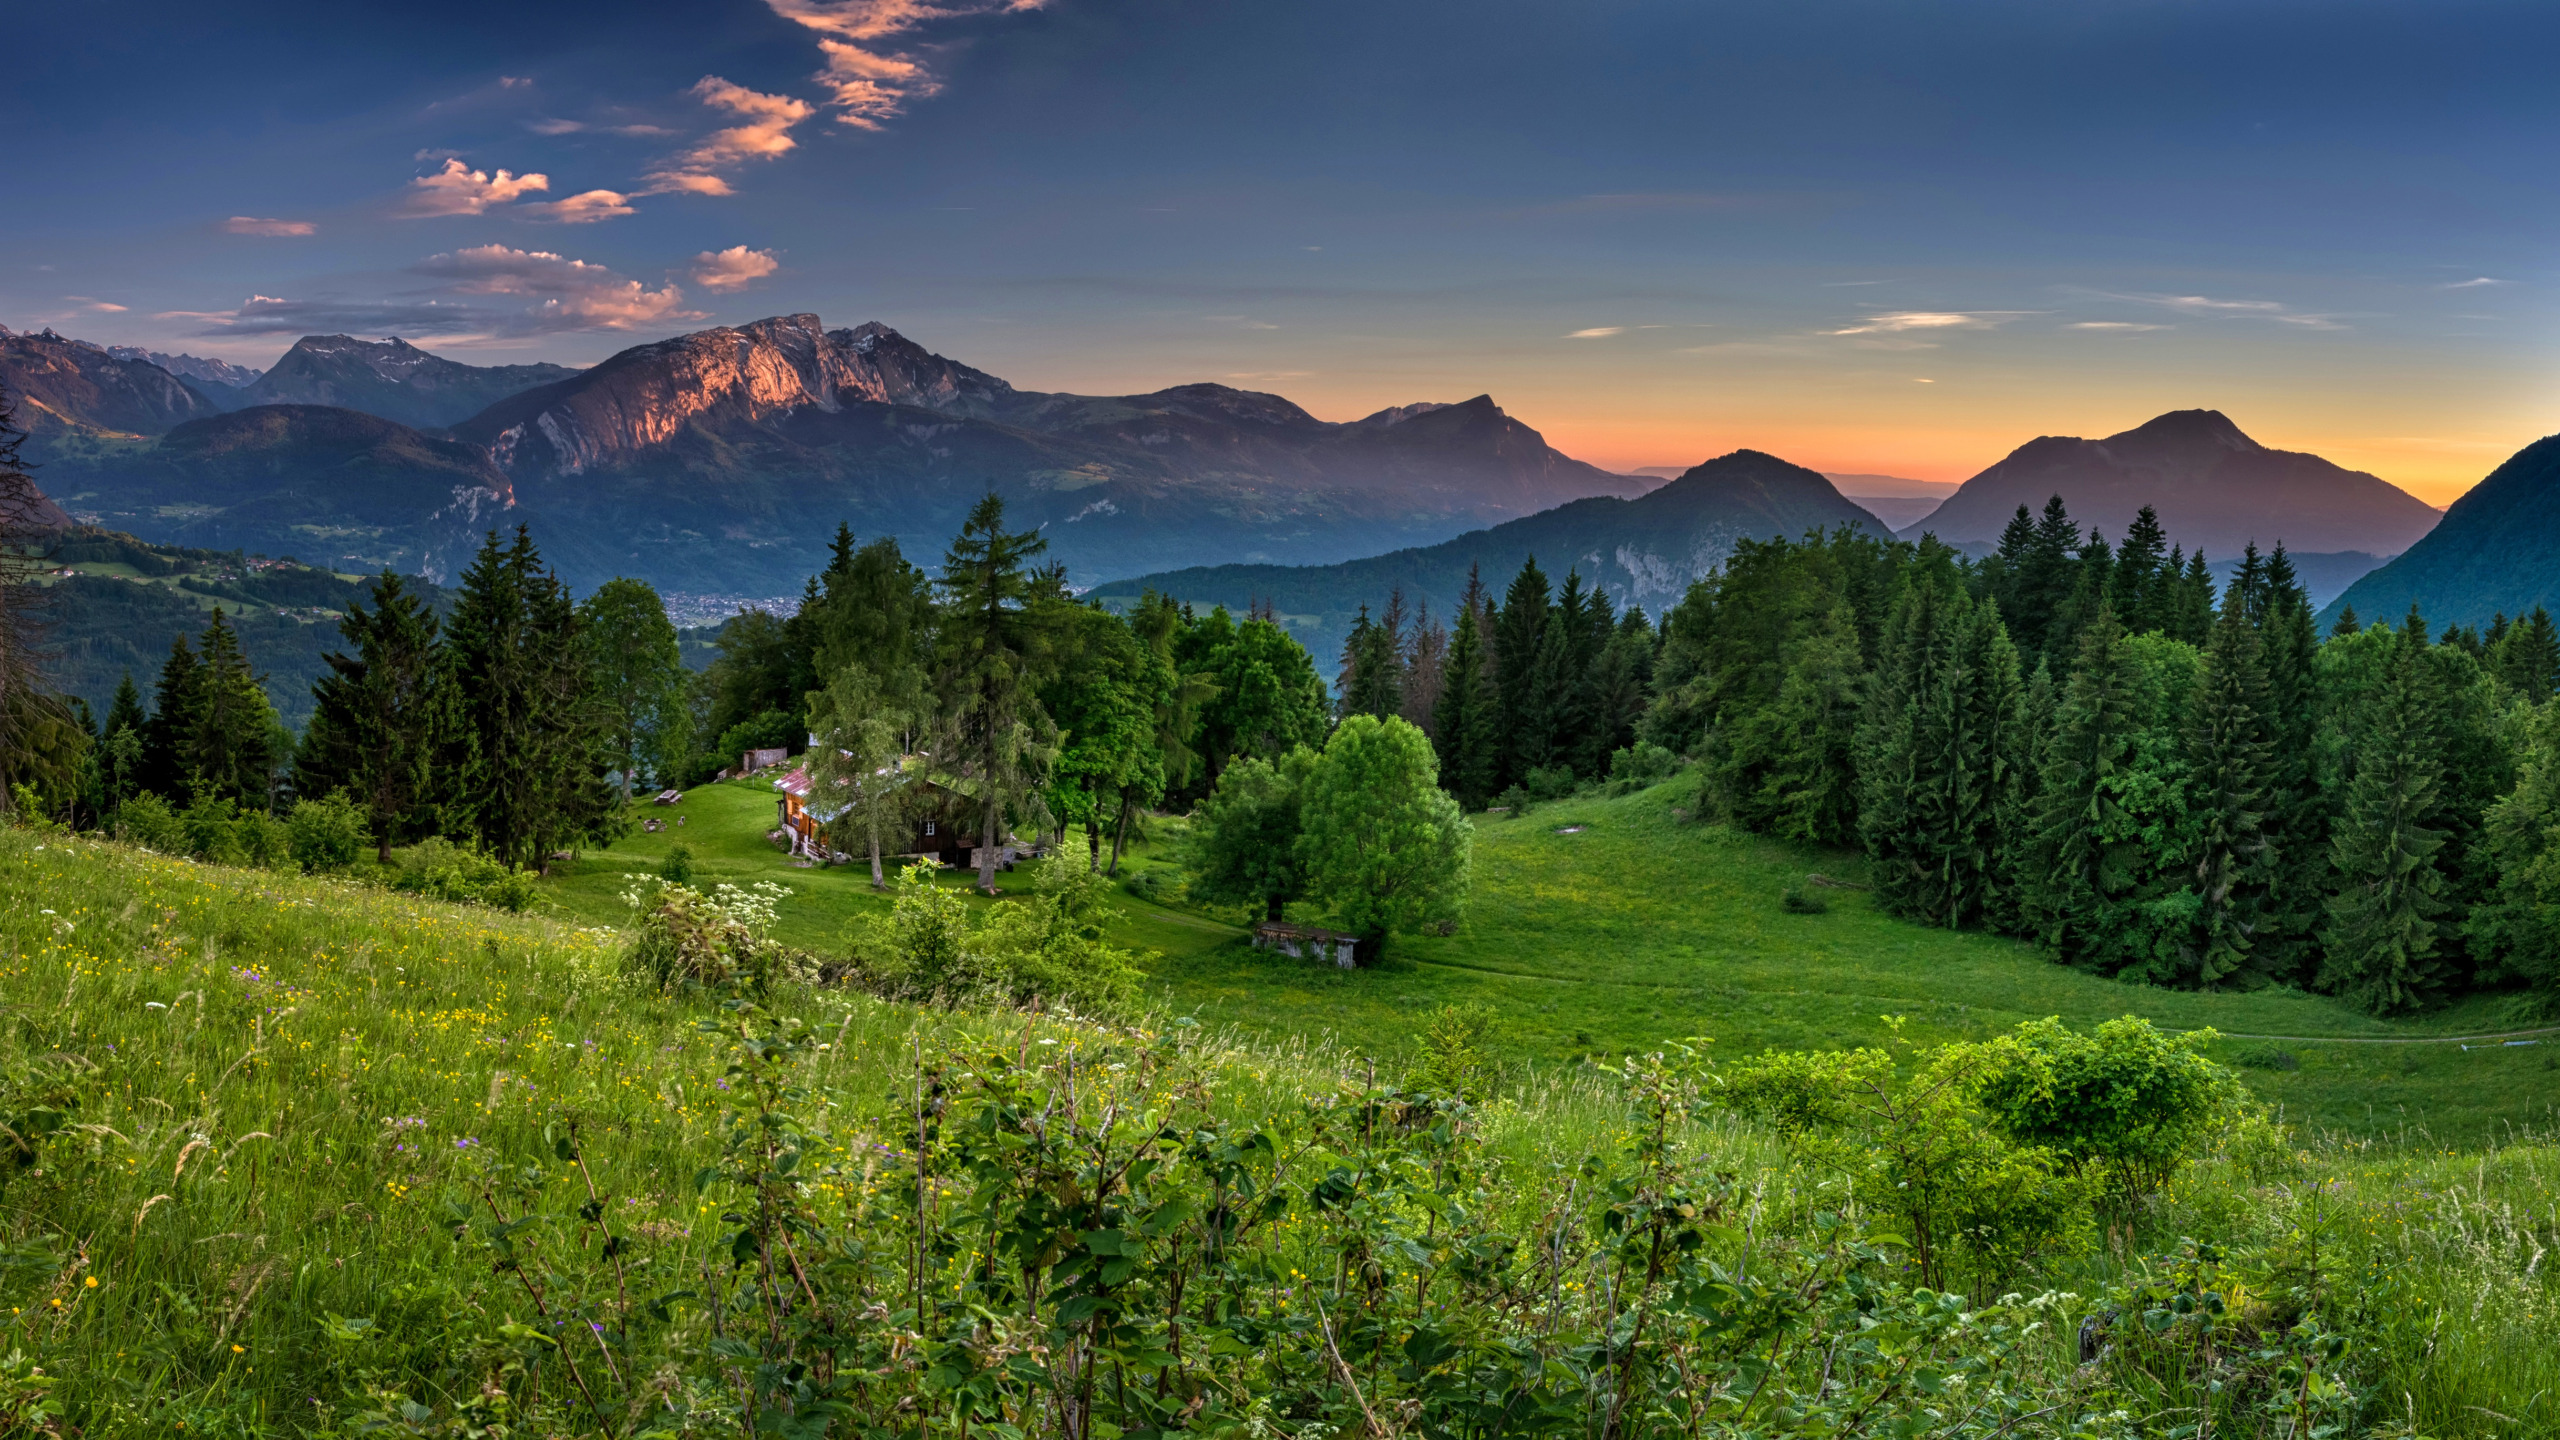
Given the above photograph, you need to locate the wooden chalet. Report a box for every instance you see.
[774,756,979,867]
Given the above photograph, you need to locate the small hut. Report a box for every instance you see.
[1250,921,1374,969]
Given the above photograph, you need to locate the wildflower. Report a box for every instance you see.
[83,1276,97,1289]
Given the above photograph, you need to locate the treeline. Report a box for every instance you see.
[1308,493,2560,1012]
[1639,499,2560,1014]
[63,528,682,872]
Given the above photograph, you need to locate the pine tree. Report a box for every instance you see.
[2113,505,2170,633]
[1994,656,2057,936]
[2330,605,2360,638]
[1859,579,2014,926]
[2253,545,2327,980]
[936,495,1060,892]
[2046,527,2114,663]
[1400,598,1447,739]
[300,572,447,862]
[1755,598,1865,845]
[187,609,276,808]
[1492,557,1554,784]
[2182,585,2279,987]
[2017,495,2081,658]
[446,528,612,871]
[1337,604,1404,721]
[1531,570,1597,777]
[2489,606,2559,703]
[2320,628,2451,1014]
[100,673,146,812]
[1430,600,1499,809]
[2173,549,2216,644]
[2029,600,2141,966]
[142,634,202,802]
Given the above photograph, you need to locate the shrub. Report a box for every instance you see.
[286,792,371,873]
[1974,1015,2246,1213]
[1493,783,1531,816]
[1780,884,1829,914]
[1522,764,1579,802]
[181,795,247,865]
[1409,1002,1499,1097]
[393,837,538,912]
[1606,740,1683,794]
[236,810,293,871]
[621,876,794,995]
[1120,866,1168,903]
[116,791,186,853]
[842,856,1141,1011]
[658,842,695,885]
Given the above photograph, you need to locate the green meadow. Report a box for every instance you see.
[544,770,2560,1145]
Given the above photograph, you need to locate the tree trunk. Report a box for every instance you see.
[1108,794,1134,876]
[869,827,886,890]
[979,797,1001,893]
[1088,815,1103,872]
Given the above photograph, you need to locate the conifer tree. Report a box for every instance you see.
[2173,548,2216,644]
[2017,495,2081,658]
[299,572,446,862]
[1995,656,2057,935]
[1430,599,1499,809]
[1859,579,2015,926]
[1530,570,1597,775]
[1400,597,1447,738]
[1337,604,1404,721]
[936,495,1059,893]
[2329,605,2359,638]
[2182,584,2279,986]
[446,528,613,871]
[142,634,202,802]
[2046,527,2114,662]
[2029,600,2141,965]
[2321,627,2451,1014]
[2113,505,2170,633]
[1755,598,1866,845]
[1492,557,1554,783]
[187,609,276,807]
[2489,606,2559,703]
[2252,545,2327,978]
[100,673,146,812]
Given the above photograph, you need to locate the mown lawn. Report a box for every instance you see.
[542,771,2560,1143]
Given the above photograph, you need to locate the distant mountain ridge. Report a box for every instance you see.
[1088,448,1885,667]
[2324,431,2560,628]
[1907,410,2440,559]
[0,325,222,435]
[224,336,580,430]
[105,346,263,390]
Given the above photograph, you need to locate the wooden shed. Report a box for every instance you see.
[1250,921,1375,969]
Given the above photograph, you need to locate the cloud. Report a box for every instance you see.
[765,0,1049,130]
[412,244,698,330]
[1565,326,1625,338]
[529,117,676,137]
[692,245,781,290]
[2441,276,2506,289]
[644,78,816,194]
[223,216,317,237]
[66,297,128,313]
[2067,321,2169,332]
[401,157,551,216]
[522,189,638,224]
[2076,289,2351,333]
[1829,311,1997,335]
[179,245,702,338]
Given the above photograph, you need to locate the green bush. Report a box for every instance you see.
[1493,783,1532,816]
[620,876,793,995]
[842,856,1140,1011]
[1781,884,1830,913]
[1522,764,1579,802]
[236,810,292,871]
[392,837,538,912]
[657,842,695,885]
[285,792,371,873]
[1975,1015,2246,1212]
[1606,740,1683,793]
[180,796,247,865]
[116,791,186,853]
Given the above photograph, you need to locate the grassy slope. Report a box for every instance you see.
[545,772,2560,1144]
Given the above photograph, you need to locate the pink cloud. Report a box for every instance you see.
[401,158,552,216]
[644,79,814,194]
[223,216,318,236]
[766,0,1049,130]
[691,246,781,290]
[523,189,639,224]
[413,244,699,330]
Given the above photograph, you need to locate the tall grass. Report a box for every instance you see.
[0,826,2554,1434]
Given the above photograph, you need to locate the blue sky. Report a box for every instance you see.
[7,0,2558,498]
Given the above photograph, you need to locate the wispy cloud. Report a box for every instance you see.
[400,158,550,216]
[528,117,674,137]
[1829,311,1999,335]
[222,216,317,237]
[765,0,1050,130]
[2085,290,2350,330]
[2441,276,2507,289]
[644,78,815,195]
[65,297,128,313]
[692,245,781,290]
[1565,326,1625,339]
[522,189,638,224]
[177,245,702,338]
[2067,320,2169,332]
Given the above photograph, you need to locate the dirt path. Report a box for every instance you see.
[2174,1025,2560,1046]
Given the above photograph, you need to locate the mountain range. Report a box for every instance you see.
[1088,449,1884,667]
[1904,410,2441,565]
[9,315,1647,590]
[2324,431,2560,629]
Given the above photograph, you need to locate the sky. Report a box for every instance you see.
[7,0,2559,504]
